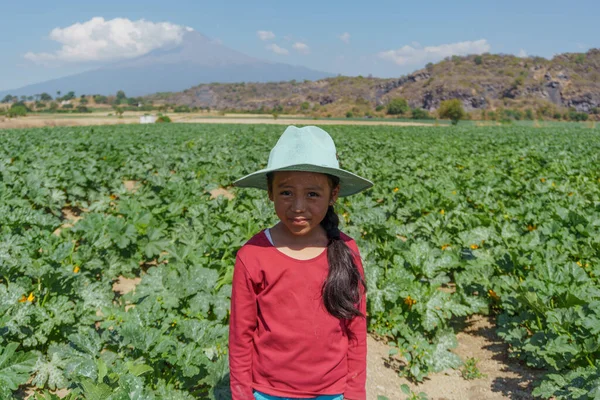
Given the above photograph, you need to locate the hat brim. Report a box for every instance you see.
[233,164,373,197]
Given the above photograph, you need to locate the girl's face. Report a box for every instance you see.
[268,171,339,237]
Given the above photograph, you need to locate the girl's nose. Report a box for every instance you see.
[292,197,306,212]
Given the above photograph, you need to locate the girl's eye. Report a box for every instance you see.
[308,192,320,197]
[280,191,292,196]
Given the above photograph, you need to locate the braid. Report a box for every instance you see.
[321,204,366,320]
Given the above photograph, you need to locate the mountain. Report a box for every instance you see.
[0,31,334,97]
[151,49,600,115]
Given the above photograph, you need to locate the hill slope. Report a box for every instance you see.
[151,49,600,115]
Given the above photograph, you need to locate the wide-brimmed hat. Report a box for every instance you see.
[233,125,373,197]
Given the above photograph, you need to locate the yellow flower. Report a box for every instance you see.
[452,191,457,195]
[18,295,27,303]
[441,244,450,251]
[527,225,537,231]
[393,187,399,193]
[577,261,583,267]
[488,289,500,301]
[73,265,80,273]
[540,178,546,183]
[470,244,479,250]
[404,296,417,308]
[440,209,445,215]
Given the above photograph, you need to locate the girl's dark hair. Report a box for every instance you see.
[267,172,366,320]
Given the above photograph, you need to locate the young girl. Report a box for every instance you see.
[229,125,372,400]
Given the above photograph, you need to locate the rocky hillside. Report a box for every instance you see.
[147,49,600,116]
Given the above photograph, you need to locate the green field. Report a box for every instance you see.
[1,124,600,399]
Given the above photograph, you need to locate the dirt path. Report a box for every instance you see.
[366,315,542,400]
[0,113,436,129]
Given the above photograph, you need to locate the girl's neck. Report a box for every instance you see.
[270,222,328,250]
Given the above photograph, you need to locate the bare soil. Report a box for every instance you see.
[366,315,542,400]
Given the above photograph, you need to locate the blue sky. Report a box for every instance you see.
[1,0,598,92]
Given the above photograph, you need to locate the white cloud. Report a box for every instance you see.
[518,49,528,58]
[24,17,189,63]
[257,30,275,41]
[338,32,350,44]
[292,42,310,54]
[378,39,491,66]
[266,44,289,55]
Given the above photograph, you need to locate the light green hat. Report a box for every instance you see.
[233,125,373,197]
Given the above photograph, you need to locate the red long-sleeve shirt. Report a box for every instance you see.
[229,230,367,400]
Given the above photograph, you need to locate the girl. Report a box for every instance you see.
[229,125,373,400]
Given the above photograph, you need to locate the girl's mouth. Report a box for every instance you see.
[291,218,309,225]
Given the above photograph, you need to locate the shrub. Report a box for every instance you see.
[346,111,354,118]
[553,112,562,120]
[590,107,599,115]
[387,98,409,115]
[411,108,432,120]
[300,102,309,111]
[62,103,73,109]
[156,115,172,123]
[525,109,534,120]
[568,111,589,121]
[474,56,483,65]
[438,99,465,125]
[7,105,27,117]
[375,105,385,112]
[76,105,91,113]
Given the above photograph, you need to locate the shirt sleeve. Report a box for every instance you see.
[229,254,257,400]
[344,242,367,400]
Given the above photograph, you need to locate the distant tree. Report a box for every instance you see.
[345,111,354,118]
[62,103,73,109]
[40,92,52,101]
[438,99,466,125]
[116,90,127,101]
[20,95,27,102]
[27,96,34,101]
[387,98,409,115]
[35,101,46,109]
[11,101,30,111]
[80,98,88,105]
[76,105,91,113]
[113,105,124,117]
[93,95,108,104]
[62,91,76,101]
[2,94,15,103]
[474,55,483,65]
[56,91,61,98]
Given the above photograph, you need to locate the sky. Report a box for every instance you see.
[1,0,598,92]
